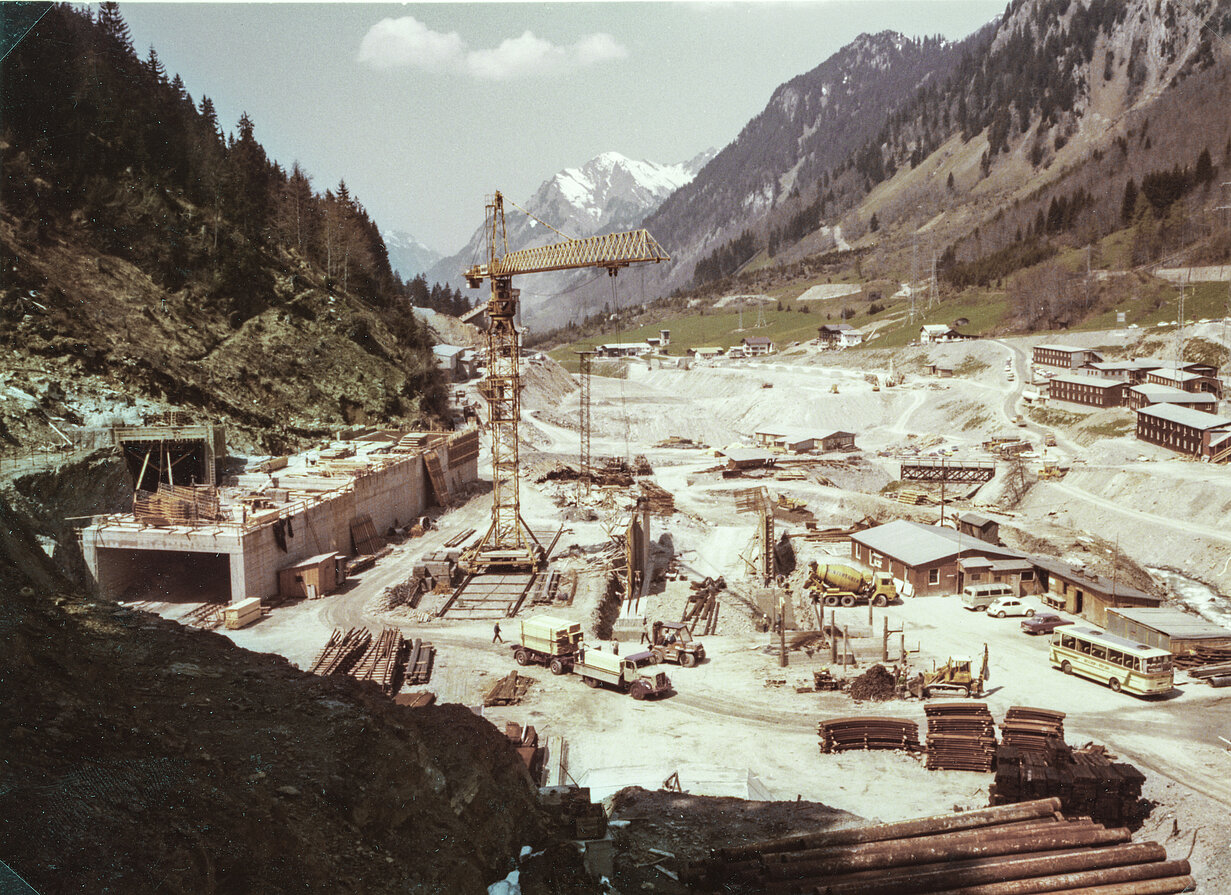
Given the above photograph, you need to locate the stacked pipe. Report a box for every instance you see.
[818,717,922,754]
[679,798,1191,894]
[924,702,997,771]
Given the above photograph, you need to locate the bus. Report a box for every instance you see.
[1049,626,1173,696]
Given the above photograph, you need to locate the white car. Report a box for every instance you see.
[986,597,1035,619]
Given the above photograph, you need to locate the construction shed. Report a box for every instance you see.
[278,552,345,600]
[956,512,1000,544]
[957,556,1038,596]
[1105,608,1231,657]
[1030,556,1164,627]
[849,519,1026,597]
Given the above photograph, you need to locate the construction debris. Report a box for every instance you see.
[503,721,547,784]
[133,483,222,525]
[925,702,997,772]
[682,798,1190,893]
[637,481,675,514]
[818,717,922,753]
[484,670,535,707]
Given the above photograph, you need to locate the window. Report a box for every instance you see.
[928,568,940,585]
[1089,645,1107,660]
[1021,570,1035,581]
[1108,649,1126,667]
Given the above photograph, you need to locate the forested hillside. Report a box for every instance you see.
[0,3,459,451]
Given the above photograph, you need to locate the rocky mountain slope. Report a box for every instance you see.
[428,149,714,327]
[383,228,442,280]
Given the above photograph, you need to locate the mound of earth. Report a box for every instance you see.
[849,663,899,702]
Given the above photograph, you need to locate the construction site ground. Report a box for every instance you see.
[126,332,1231,891]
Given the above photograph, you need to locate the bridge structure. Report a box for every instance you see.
[898,457,997,524]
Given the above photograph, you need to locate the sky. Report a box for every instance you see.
[118,2,1006,256]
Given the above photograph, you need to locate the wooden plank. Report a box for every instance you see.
[425,449,452,505]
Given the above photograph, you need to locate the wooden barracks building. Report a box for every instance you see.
[1135,403,1231,458]
[1047,373,1126,408]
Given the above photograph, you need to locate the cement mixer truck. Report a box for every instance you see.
[804,561,897,608]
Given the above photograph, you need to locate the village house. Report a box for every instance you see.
[816,324,865,349]
[919,324,972,344]
[741,336,775,356]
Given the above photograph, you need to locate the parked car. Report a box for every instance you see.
[1021,613,1073,635]
[987,597,1035,619]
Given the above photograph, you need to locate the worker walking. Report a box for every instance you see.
[492,622,503,643]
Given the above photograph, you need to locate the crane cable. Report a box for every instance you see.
[505,196,575,243]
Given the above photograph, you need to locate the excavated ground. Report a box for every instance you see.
[0,503,590,895]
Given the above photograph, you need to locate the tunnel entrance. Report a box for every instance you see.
[98,548,233,604]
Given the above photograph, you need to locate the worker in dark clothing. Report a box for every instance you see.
[492,622,503,643]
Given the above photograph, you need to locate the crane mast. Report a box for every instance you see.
[460,192,668,573]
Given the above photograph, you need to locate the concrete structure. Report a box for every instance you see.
[1134,404,1231,458]
[816,324,864,348]
[114,421,227,489]
[741,336,774,356]
[1047,373,1127,408]
[1032,345,1103,369]
[82,429,480,603]
[1104,608,1231,657]
[1126,384,1219,413]
[1030,556,1163,627]
[919,324,971,344]
[849,519,1025,597]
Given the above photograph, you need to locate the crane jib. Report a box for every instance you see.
[465,229,669,283]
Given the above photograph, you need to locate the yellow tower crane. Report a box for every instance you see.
[461,191,669,573]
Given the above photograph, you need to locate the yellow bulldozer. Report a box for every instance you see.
[908,644,990,698]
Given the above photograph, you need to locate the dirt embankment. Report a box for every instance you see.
[0,509,551,894]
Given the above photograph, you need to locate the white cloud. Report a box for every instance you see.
[357,17,467,71]
[357,17,627,80]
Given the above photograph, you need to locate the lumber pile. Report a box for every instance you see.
[1186,660,1231,686]
[394,691,436,708]
[818,717,922,754]
[1000,706,1067,759]
[404,637,434,685]
[896,488,930,505]
[632,454,653,475]
[484,670,534,707]
[638,481,676,514]
[307,628,372,677]
[682,576,723,635]
[925,702,997,772]
[680,797,1190,893]
[133,484,222,525]
[991,707,1148,829]
[1174,648,1231,670]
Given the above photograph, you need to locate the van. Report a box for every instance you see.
[961,582,1015,611]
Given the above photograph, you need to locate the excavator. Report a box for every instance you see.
[460,192,668,573]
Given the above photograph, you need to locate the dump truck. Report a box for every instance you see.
[804,561,897,608]
[511,615,583,675]
[575,646,671,699]
[909,645,989,698]
[648,621,705,667]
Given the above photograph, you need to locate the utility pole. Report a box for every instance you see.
[576,350,594,497]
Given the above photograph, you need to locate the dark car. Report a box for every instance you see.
[1021,613,1073,635]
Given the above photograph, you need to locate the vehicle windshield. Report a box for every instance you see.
[629,655,656,669]
[1142,655,1172,674]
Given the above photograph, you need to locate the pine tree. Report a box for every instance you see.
[1120,178,1138,224]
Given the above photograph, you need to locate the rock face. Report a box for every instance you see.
[0,515,546,893]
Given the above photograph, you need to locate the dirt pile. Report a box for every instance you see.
[848,664,899,702]
[0,508,549,894]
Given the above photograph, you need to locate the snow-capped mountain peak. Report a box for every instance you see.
[381,229,443,280]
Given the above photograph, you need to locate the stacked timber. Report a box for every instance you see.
[1000,706,1067,759]
[818,717,922,754]
[307,628,372,676]
[683,577,723,635]
[404,638,434,685]
[350,628,407,695]
[484,671,533,707]
[638,481,675,514]
[991,746,1148,829]
[925,702,997,771]
[680,798,1191,894]
[896,489,930,505]
[1177,651,1231,672]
